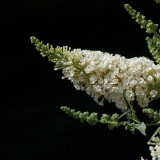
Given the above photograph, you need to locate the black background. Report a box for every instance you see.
[1,0,160,159]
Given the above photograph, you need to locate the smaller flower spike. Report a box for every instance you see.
[124,4,158,34]
[124,4,160,65]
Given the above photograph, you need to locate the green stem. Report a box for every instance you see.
[131,118,140,124]
[118,110,131,120]
[146,123,160,127]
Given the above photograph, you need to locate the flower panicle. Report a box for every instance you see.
[124,4,158,34]
[31,36,160,110]
[124,4,160,64]
[60,106,146,134]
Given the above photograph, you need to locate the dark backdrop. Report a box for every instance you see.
[1,0,160,160]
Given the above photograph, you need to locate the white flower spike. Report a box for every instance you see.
[30,36,160,110]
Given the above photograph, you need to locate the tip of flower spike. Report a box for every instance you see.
[30,36,36,43]
[124,4,132,10]
[124,4,129,7]
[60,106,68,111]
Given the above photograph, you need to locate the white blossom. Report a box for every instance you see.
[58,48,160,110]
[150,90,158,98]
[149,145,160,160]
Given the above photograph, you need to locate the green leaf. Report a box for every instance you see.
[136,122,146,136]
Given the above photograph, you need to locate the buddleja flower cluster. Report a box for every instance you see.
[30,36,160,110]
